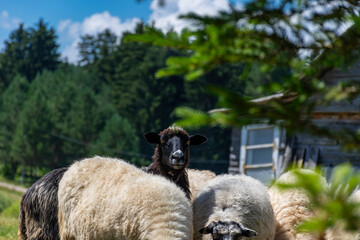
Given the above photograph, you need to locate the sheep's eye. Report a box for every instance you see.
[160,139,165,144]
[186,140,190,145]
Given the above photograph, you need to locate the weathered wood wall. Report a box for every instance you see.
[229,59,360,176]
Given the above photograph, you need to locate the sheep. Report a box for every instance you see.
[268,169,328,240]
[57,156,193,240]
[192,174,275,240]
[17,126,206,240]
[187,168,216,202]
[143,125,207,200]
[18,167,68,240]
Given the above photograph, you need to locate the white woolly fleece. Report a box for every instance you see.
[187,169,216,203]
[268,169,327,240]
[192,174,275,240]
[58,156,193,240]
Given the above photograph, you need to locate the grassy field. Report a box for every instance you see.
[0,187,22,240]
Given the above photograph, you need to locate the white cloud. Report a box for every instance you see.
[57,19,72,33]
[149,0,230,32]
[57,11,141,63]
[57,1,238,63]
[0,11,21,30]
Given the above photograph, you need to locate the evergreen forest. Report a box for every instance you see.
[0,20,284,184]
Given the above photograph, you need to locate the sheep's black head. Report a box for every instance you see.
[199,221,257,240]
[144,126,207,171]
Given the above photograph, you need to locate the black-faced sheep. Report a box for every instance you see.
[57,156,193,240]
[18,167,68,240]
[187,168,216,203]
[143,125,207,200]
[268,169,327,240]
[192,174,275,240]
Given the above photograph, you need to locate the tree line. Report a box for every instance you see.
[0,20,282,183]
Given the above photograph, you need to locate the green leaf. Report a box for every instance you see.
[175,107,211,129]
[297,217,328,233]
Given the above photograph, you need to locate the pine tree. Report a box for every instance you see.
[0,75,29,179]
[27,19,60,81]
[0,24,29,88]
[0,19,60,88]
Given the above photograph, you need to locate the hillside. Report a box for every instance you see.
[0,186,23,240]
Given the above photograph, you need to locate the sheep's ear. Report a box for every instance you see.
[238,223,257,238]
[242,227,257,238]
[199,222,214,235]
[189,135,207,145]
[144,132,160,144]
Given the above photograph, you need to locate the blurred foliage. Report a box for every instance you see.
[125,0,360,150]
[275,164,360,236]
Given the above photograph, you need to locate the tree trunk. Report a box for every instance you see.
[20,164,25,185]
[10,161,18,180]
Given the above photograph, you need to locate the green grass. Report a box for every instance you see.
[0,187,22,240]
[0,215,18,240]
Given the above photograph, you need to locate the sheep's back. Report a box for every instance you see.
[58,156,192,240]
[187,169,216,203]
[268,169,327,240]
[193,174,275,240]
[18,167,67,240]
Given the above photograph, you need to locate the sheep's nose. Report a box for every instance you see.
[172,150,184,159]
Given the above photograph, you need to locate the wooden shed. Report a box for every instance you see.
[228,59,360,184]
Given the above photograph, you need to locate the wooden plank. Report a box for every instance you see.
[245,124,274,130]
[304,147,319,169]
[316,145,360,166]
[311,112,360,120]
[229,159,239,167]
[312,119,360,125]
[313,105,360,114]
[293,148,306,168]
[239,126,247,173]
[279,128,287,149]
[229,153,237,160]
[245,143,274,150]
[321,60,360,86]
[295,133,338,146]
[228,167,240,173]
[244,163,273,169]
[229,128,241,169]
[273,126,281,178]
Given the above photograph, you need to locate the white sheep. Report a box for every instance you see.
[192,174,275,240]
[268,169,327,240]
[187,168,216,203]
[58,156,193,240]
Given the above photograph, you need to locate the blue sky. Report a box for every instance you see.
[0,0,240,62]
